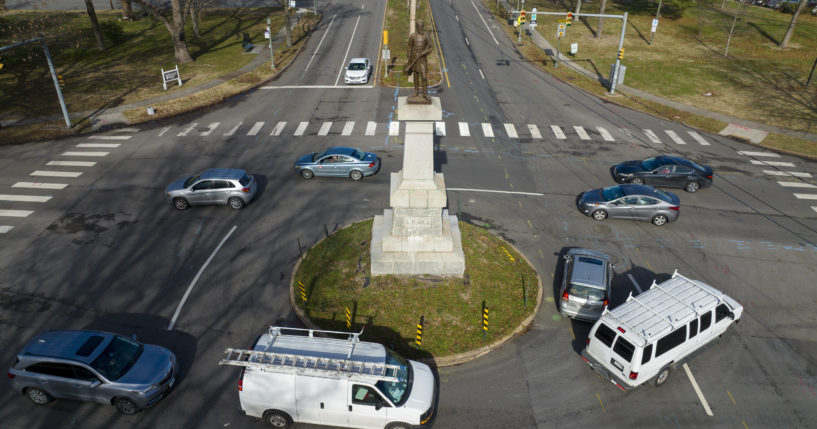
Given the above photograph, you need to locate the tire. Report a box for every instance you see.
[228,196,245,210]
[350,170,363,181]
[385,422,413,429]
[685,181,700,193]
[114,397,139,415]
[25,387,52,405]
[631,177,645,185]
[300,169,314,179]
[263,410,292,429]
[591,209,608,221]
[173,197,190,211]
[654,366,671,387]
[652,214,668,226]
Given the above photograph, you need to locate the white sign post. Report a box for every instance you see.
[161,65,182,91]
[650,18,659,45]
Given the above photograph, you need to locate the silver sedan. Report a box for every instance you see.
[576,184,680,226]
[294,147,380,180]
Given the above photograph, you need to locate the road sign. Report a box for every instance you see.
[651,18,659,33]
[531,7,537,22]
[558,23,566,31]
[557,30,565,39]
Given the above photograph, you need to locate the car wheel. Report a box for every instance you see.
[591,209,608,221]
[654,367,671,387]
[386,422,413,429]
[300,169,314,180]
[228,197,245,210]
[263,410,292,428]
[685,181,700,193]
[114,397,140,415]
[350,170,363,181]
[652,214,668,226]
[173,197,190,211]
[26,387,52,405]
[631,177,645,185]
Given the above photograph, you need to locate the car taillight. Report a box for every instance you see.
[668,206,679,211]
[629,371,638,380]
[586,338,590,345]
[603,299,609,307]
[368,162,375,168]
[238,368,244,391]
[706,175,712,179]
[617,327,626,333]
[242,187,250,193]
[562,291,570,302]
[7,372,15,379]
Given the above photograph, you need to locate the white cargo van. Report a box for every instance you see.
[219,326,436,429]
[580,270,742,390]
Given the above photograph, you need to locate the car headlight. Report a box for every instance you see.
[136,385,159,396]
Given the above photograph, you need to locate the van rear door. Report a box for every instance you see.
[347,383,390,429]
[609,332,637,382]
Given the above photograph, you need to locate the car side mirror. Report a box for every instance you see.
[375,399,383,410]
[89,380,102,389]
[729,311,735,320]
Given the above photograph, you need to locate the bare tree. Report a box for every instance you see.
[132,0,194,63]
[271,0,292,47]
[122,0,134,20]
[84,0,106,51]
[780,0,808,48]
[597,0,608,38]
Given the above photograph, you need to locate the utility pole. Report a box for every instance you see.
[609,12,628,95]
[267,17,275,70]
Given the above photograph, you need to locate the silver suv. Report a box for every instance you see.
[165,168,257,210]
[7,330,177,415]
[559,248,614,322]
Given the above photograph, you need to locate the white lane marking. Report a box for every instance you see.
[794,193,817,200]
[574,126,590,140]
[683,363,714,416]
[447,188,543,196]
[813,206,817,213]
[597,127,615,142]
[504,123,518,138]
[751,160,795,167]
[334,15,362,86]
[318,121,333,136]
[294,121,309,136]
[0,210,34,217]
[177,123,198,136]
[158,126,170,136]
[550,125,566,139]
[31,170,82,177]
[482,123,494,138]
[0,194,51,203]
[479,68,485,80]
[435,122,446,136]
[0,225,13,233]
[389,121,400,136]
[88,135,131,140]
[262,85,374,89]
[627,274,643,294]
[472,0,498,45]
[201,122,220,136]
[62,151,109,157]
[738,151,780,157]
[666,130,686,145]
[528,124,542,139]
[117,127,139,133]
[643,129,662,144]
[167,225,237,331]
[687,131,710,145]
[271,121,287,136]
[47,161,95,167]
[224,121,242,136]
[465,36,469,46]
[342,121,355,136]
[13,182,68,190]
[778,181,817,188]
[247,121,265,136]
[76,143,120,148]
[305,14,336,72]
[457,15,460,22]
[763,170,812,178]
[459,122,470,137]
[365,121,377,136]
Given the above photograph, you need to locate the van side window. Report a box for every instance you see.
[612,337,635,362]
[700,311,712,331]
[715,304,731,322]
[656,327,686,357]
[594,324,617,348]
[641,344,653,365]
[352,385,385,407]
[689,319,699,339]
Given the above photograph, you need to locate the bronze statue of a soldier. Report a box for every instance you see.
[405,19,433,104]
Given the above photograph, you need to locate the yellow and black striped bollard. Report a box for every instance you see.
[345,306,352,329]
[482,301,489,340]
[298,280,307,303]
[415,316,424,348]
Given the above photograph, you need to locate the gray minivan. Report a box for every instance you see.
[559,248,614,322]
[7,330,177,415]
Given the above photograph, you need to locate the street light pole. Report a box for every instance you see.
[267,17,275,70]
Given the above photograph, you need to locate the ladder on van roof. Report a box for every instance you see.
[219,348,403,382]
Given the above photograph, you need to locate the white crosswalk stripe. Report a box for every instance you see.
[365,121,377,136]
[666,130,686,145]
[342,121,355,136]
[224,122,242,136]
[435,122,446,136]
[0,194,51,203]
[738,151,779,157]
[13,182,68,190]
[528,124,542,139]
[294,122,309,136]
[389,121,400,136]
[504,123,518,138]
[271,121,287,136]
[794,194,817,200]
[47,161,95,167]
[597,127,615,142]
[482,123,494,138]
[751,160,795,167]
[550,125,566,139]
[574,126,590,140]
[89,135,131,140]
[763,170,812,178]
[178,123,198,136]
[76,143,120,148]
[247,121,265,136]
[459,122,470,137]
[0,225,13,233]
[0,210,34,217]
[31,171,82,178]
[813,206,817,213]
[62,151,109,157]
[318,121,332,136]
[643,129,662,144]
[778,182,817,188]
[201,122,219,136]
[687,131,710,145]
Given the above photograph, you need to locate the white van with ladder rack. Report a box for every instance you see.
[580,270,742,390]
[219,326,436,429]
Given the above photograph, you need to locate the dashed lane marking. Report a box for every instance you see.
[76,143,120,148]
[0,194,52,203]
[88,135,131,140]
[61,152,109,157]
[47,161,95,167]
[793,193,817,200]
[0,210,34,217]
[738,151,780,157]
[763,170,811,178]
[751,160,795,167]
[12,182,68,190]
[31,171,82,178]
[778,182,817,188]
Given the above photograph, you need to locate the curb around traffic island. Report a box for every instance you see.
[288,218,544,368]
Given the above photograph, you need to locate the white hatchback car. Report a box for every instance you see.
[345,58,371,84]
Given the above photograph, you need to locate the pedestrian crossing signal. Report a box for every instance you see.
[617,49,624,60]
[566,12,573,27]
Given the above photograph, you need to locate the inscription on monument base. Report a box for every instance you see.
[392,208,442,236]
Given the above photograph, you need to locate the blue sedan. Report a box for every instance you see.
[294,147,380,181]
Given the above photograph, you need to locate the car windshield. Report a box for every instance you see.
[239,174,251,186]
[90,336,143,381]
[568,284,606,301]
[654,189,674,203]
[601,185,624,201]
[351,149,365,160]
[183,174,200,188]
[641,157,661,171]
[349,62,366,70]
[375,349,412,406]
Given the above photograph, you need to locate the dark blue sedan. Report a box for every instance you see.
[294,147,380,181]
[611,155,713,193]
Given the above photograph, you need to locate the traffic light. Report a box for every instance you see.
[58,75,65,88]
[0,56,4,71]
[617,49,624,60]
[566,12,573,27]
[520,10,526,26]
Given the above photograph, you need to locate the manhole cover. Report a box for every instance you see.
[592,224,611,234]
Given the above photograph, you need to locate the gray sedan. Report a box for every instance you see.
[165,168,257,210]
[576,184,680,226]
[294,147,380,180]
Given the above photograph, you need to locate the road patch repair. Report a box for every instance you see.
[719,123,769,144]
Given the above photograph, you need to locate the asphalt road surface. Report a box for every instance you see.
[1,1,816,428]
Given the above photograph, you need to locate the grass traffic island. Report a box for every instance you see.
[290,219,541,365]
